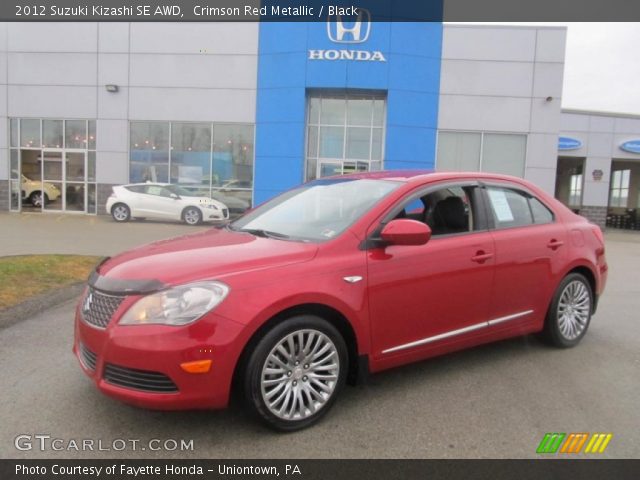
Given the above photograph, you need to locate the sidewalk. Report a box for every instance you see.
[0,212,209,257]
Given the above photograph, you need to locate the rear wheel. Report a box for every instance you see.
[544,273,593,348]
[243,316,347,431]
[183,207,202,225]
[111,203,131,222]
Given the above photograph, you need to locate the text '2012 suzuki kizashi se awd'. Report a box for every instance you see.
[74,171,607,431]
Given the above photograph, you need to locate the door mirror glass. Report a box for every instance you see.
[170,193,180,200]
[380,219,431,246]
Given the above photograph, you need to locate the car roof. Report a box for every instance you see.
[326,170,535,187]
[122,182,170,187]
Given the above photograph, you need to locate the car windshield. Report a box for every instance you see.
[230,178,401,242]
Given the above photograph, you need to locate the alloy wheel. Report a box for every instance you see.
[557,280,591,340]
[112,205,129,221]
[260,329,340,421]
[31,193,43,207]
[184,208,201,225]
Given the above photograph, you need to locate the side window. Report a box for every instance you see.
[145,185,164,196]
[486,187,533,229]
[395,198,425,220]
[393,185,478,236]
[529,196,554,224]
[125,185,146,194]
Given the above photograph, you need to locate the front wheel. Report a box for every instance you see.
[30,191,48,207]
[243,316,347,431]
[183,207,202,225]
[544,273,593,348]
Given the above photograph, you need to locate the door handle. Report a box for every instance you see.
[471,251,494,263]
[547,239,564,250]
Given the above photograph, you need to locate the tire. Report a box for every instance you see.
[183,206,202,226]
[29,191,47,207]
[111,203,131,222]
[243,315,348,431]
[543,273,593,348]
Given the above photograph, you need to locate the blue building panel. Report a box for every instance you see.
[254,20,443,205]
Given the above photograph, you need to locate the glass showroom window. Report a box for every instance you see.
[9,118,97,214]
[306,93,386,181]
[569,173,583,207]
[437,131,527,177]
[170,122,211,197]
[129,122,255,211]
[130,122,170,183]
[609,169,630,207]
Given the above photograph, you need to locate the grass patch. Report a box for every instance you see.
[0,255,102,309]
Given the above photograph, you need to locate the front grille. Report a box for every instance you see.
[103,364,179,393]
[78,342,97,371]
[81,288,125,329]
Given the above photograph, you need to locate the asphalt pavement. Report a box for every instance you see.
[0,216,639,458]
[0,212,209,257]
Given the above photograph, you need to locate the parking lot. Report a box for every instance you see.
[0,213,639,459]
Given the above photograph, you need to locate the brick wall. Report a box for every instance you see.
[579,205,607,229]
[97,184,117,215]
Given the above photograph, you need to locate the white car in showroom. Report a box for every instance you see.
[106,183,229,225]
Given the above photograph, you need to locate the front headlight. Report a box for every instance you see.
[119,281,229,326]
[204,203,219,210]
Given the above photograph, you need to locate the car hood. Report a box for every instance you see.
[95,228,319,290]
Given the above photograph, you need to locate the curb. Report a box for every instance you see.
[0,283,85,330]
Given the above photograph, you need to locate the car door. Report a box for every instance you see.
[123,185,148,216]
[482,184,568,327]
[367,182,496,361]
[143,185,179,220]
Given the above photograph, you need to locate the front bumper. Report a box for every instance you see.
[203,207,229,222]
[73,298,245,410]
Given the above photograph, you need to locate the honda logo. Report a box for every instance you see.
[327,9,371,44]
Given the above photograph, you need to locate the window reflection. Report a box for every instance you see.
[306,93,386,181]
[129,122,255,211]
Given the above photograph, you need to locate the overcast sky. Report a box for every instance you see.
[559,23,640,115]
[459,23,640,115]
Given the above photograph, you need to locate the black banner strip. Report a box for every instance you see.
[1,459,639,480]
[3,0,640,22]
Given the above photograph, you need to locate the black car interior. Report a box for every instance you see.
[395,187,473,235]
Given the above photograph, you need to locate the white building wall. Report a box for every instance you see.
[559,110,640,210]
[0,23,8,183]
[3,22,259,185]
[439,25,567,195]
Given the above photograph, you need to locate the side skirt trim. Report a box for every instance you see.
[381,310,534,355]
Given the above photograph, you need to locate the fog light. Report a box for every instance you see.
[180,359,212,374]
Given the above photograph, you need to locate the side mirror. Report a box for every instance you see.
[380,219,431,246]
[170,193,180,200]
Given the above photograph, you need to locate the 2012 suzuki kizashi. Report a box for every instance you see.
[74,171,607,431]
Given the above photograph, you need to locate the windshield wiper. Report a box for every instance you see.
[237,228,291,240]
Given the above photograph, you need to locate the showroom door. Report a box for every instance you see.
[64,151,87,212]
[41,151,63,211]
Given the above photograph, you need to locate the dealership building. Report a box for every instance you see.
[1,21,640,228]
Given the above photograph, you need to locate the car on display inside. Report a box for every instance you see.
[12,171,61,207]
[106,183,230,225]
[76,171,608,431]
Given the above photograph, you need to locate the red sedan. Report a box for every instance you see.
[74,171,607,431]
